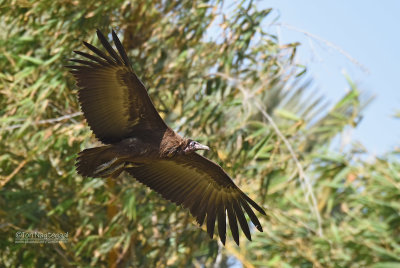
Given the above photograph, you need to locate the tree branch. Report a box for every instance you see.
[0,159,27,188]
[278,23,369,74]
[2,112,82,131]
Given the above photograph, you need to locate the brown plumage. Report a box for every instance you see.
[67,29,266,245]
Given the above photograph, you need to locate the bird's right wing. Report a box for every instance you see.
[67,30,167,144]
[126,153,266,245]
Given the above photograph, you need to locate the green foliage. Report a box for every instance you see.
[1,0,399,267]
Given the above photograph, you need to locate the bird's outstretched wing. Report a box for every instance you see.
[126,153,266,245]
[67,30,167,144]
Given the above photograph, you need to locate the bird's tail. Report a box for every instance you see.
[76,146,125,178]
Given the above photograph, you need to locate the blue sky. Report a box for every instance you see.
[257,1,400,155]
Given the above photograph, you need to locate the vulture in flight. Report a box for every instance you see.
[67,29,266,245]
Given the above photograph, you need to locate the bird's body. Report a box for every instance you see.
[67,29,266,245]
[77,128,188,178]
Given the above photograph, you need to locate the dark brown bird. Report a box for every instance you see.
[67,29,266,245]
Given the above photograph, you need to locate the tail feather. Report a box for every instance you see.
[76,146,124,178]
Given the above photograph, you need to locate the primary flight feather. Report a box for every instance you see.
[67,29,266,245]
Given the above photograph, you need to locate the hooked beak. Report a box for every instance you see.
[194,142,210,151]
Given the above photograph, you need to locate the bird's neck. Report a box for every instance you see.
[159,129,187,158]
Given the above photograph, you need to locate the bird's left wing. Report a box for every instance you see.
[66,30,167,144]
[126,153,266,245]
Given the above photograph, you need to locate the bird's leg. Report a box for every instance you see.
[93,157,121,176]
[94,157,144,178]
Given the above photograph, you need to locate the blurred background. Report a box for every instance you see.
[1,0,399,267]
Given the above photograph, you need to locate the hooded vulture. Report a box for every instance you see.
[67,29,266,245]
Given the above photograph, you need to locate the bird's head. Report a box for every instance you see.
[183,139,209,154]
